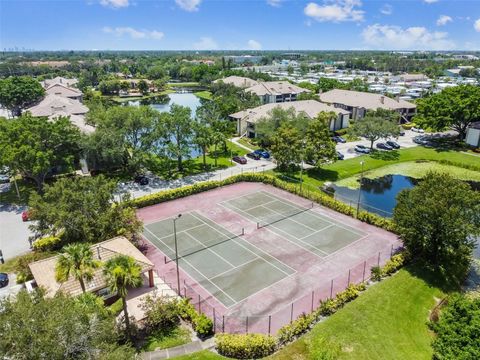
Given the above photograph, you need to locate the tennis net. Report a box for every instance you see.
[256,202,314,229]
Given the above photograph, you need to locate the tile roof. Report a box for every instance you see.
[319,89,416,110]
[26,94,88,117]
[214,76,260,88]
[29,236,154,298]
[245,81,310,96]
[45,83,82,98]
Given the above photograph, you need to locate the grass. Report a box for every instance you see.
[142,326,192,352]
[272,146,480,191]
[167,82,201,88]
[109,89,175,103]
[236,137,260,151]
[170,351,225,360]
[336,161,480,189]
[194,91,213,100]
[108,298,124,316]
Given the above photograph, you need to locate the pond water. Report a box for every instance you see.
[328,174,480,218]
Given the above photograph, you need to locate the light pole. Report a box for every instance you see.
[299,140,306,194]
[356,161,365,218]
[173,214,182,296]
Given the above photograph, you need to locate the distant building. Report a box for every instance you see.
[213,76,259,89]
[398,74,427,82]
[319,89,416,122]
[41,76,79,88]
[224,55,263,64]
[466,122,480,147]
[45,83,83,101]
[229,100,350,137]
[245,81,310,104]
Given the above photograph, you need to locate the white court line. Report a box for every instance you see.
[262,204,321,233]
[220,201,328,258]
[260,191,366,237]
[152,223,206,241]
[298,224,335,240]
[143,227,238,305]
[181,231,237,268]
[209,257,260,281]
[189,212,295,276]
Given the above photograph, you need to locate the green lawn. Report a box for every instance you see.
[194,91,213,100]
[171,351,225,360]
[109,89,175,103]
[236,137,260,151]
[273,146,480,191]
[167,82,201,88]
[142,326,192,352]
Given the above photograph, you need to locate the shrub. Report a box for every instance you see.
[32,235,62,252]
[317,298,338,317]
[192,313,213,337]
[381,253,406,276]
[370,266,382,281]
[402,123,415,130]
[140,294,180,332]
[215,333,277,359]
[177,298,197,322]
[277,313,315,344]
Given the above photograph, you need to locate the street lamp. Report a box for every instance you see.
[173,214,182,296]
[356,161,365,217]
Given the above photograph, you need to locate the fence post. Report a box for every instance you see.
[268,315,271,335]
[183,287,186,298]
[222,315,225,333]
[390,244,394,257]
[377,252,381,267]
[246,316,249,334]
[290,303,294,323]
[330,279,334,299]
[198,295,201,314]
[311,291,315,312]
[362,261,366,282]
[347,269,351,286]
[213,308,216,333]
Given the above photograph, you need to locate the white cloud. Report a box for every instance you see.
[436,15,452,26]
[102,27,164,40]
[175,0,202,12]
[247,39,262,50]
[423,0,438,3]
[99,0,129,8]
[267,0,283,7]
[380,4,392,15]
[362,24,455,50]
[475,18,480,32]
[304,0,365,23]
[193,37,218,50]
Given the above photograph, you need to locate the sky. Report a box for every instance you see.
[0,0,479,51]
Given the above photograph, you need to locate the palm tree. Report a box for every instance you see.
[55,243,100,293]
[103,255,143,339]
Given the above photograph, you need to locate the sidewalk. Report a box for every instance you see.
[141,338,215,360]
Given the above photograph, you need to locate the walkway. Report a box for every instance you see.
[230,136,254,152]
[141,338,215,360]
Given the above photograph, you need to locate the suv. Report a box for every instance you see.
[354,144,371,154]
[246,152,261,160]
[253,149,270,159]
[376,142,393,150]
[0,273,8,288]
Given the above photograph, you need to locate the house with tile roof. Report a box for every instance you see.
[245,81,310,104]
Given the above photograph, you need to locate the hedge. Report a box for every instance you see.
[131,173,396,233]
[32,235,62,252]
[177,298,213,337]
[216,333,277,359]
[370,251,408,281]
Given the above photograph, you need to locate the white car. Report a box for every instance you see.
[411,127,425,133]
[0,174,10,184]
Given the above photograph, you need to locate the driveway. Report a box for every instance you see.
[0,273,24,300]
[0,204,33,261]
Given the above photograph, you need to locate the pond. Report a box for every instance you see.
[327,174,480,218]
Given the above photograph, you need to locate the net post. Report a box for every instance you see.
[268,315,272,335]
[257,222,260,229]
[164,255,166,264]
[362,261,366,282]
[330,279,334,299]
[246,316,249,334]
[290,303,294,323]
[183,287,186,298]
[347,269,351,287]
[242,227,244,236]
[213,308,216,333]
[390,244,394,257]
[311,291,315,312]
[377,252,381,267]
[222,315,225,333]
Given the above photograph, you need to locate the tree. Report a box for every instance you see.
[29,175,142,245]
[138,79,149,95]
[393,172,480,283]
[163,104,194,172]
[55,243,101,293]
[0,114,81,192]
[192,120,213,169]
[414,85,480,139]
[103,255,143,339]
[0,76,45,116]
[304,113,337,167]
[349,116,400,149]
[270,124,302,171]
[0,290,134,359]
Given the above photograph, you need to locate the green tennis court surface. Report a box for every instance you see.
[143,212,295,308]
[221,191,366,258]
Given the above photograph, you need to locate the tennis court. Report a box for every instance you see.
[142,211,295,308]
[221,191,366,258]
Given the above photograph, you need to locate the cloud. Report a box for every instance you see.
[380,4,392,15]
[102,27,164,40]
[193,37,218,50]
[436,15,452,26]
[423,0,438,3]
[247,39,262,50]
[304,0,365,23]
[175,0,202,12]
[362,24,455,50]
[99,0,129,8]
[267,0,283,7]
[475,18,480,32]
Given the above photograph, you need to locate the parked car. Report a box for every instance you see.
[233,156,247,164]
[253,149,270,159]
[0,174,9,184]
[386,140,400,149]
[134,175,149,186]
[413,136,430,145]
[337,151,344,160]
[246,152,261,160]
[354,144,371,154]
[399,129,406,136]
[0,273,8,288]
[411,127,425,133]
[21,210,32,222]
[376,142,393,150]
[332,136,346,143]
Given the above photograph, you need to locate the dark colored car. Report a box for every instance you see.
[134,175,149,186]
[386,140,400,149]
[253,149,270,159]
[233,156,247,164]
[337,151,344,160]
[376,142,393,150]
[399,129,406,136]
[332,136,346,143]
[0,273,9,288]
[246,152,261,160]
[354,144,371,154]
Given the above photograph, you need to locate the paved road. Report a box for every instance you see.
[0,203,33,261]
